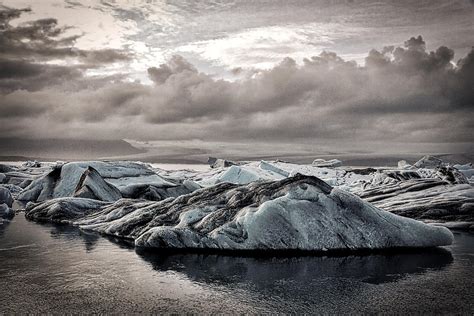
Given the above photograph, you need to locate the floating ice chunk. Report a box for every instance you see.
[22,160,41,168]
[454,163,473,171]
[207,157,236,169]
[0,203,14,219]
[414,155,447,169]
[25,197,109,223]
[203,165,285,186]
[397,160,413,169]
[0,187,13,208]
[453,163,474,181]
[259,161,290,177]
[312,158,342,168]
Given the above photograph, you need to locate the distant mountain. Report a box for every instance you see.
[0,138,144,161]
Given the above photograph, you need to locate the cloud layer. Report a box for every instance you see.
[0,7,473,153]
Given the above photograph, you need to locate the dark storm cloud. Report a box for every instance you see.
[1,30,473,145]
[136,37,472,128]
[0,58,83,92]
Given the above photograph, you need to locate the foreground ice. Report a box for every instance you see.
[25,174,453,251]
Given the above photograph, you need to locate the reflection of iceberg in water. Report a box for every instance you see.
[0,219,11,238]
[31,218,135,252]
[24,218,455,286]
[48,224,101,252]
[136,249,453,285]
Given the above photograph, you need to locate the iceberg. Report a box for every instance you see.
[25,197,109,223]
[15,155,473,232]
[207,157,237,169]
[414,155,447,169]
[18,161,189,203]
[0,187,14,219]
[312,158,342,168]
[0,187,13,208]
[201,164,286,186]
[26,174,453,252]
[0,203,14,219]
[367,183,474,223]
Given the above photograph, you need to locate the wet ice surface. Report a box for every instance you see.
[1,215,473,314]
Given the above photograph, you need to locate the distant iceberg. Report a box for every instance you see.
[17,161,194,203]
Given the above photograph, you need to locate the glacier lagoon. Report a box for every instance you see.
[1,215,473,314]
[1,157,473,313]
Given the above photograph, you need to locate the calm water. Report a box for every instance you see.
[1,215,473,314]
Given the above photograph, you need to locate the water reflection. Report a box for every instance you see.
[22,218,134,252]
[3,216,470,314]
[27,217,455,286]
[136,247,453,286]
[48,224,101,252]
[0,218,11,238]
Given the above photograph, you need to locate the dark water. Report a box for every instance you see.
[1,215,473,314]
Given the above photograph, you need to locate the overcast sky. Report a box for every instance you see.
[0,0,473,154]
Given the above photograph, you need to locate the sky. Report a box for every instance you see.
[0,0,473,155]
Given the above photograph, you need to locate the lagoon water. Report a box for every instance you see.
[1,215,473,314]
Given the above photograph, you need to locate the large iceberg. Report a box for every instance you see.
[353,166,473,224]
[366,183,474,222]
[26,174,453,252]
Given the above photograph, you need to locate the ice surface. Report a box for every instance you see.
[25,197,108,223]
[73,167,123,202]
[367,183,474,221]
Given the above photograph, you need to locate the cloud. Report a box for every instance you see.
[147,55,197,84]
[0,6,131,92]
[0,31,473,150]
[0,58,84,92]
